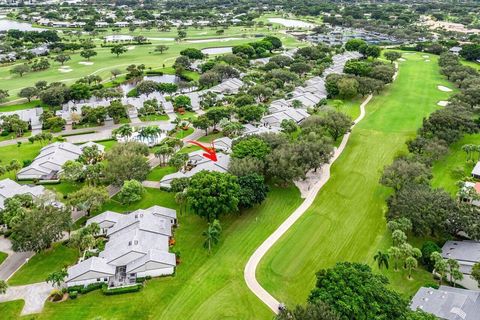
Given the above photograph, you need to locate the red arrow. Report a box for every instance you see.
[187,140,217,162]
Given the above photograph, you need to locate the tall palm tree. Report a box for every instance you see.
[405,256,418,279]
[0,280,7,294]
[374,250,390,270]
[114,124,133,139]
[388,246,402,271]
[203,219,222,254]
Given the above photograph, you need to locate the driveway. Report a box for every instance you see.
[0,282,52,315]
[0,237,34,281]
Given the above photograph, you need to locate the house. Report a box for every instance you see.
[212,137,233,153]
[0,178,46,210]
[17,142,105,181]
[160,149,231,188]
[209,78,244,94]
[441,240,480,275]
[0,107,43,132]
[449,46,462,55]
[95,21,109,28]
[262,107,310,127]
[410,286,480,320]
[460,182,480,207]
[65,206,177,288]
[472,161,480,179]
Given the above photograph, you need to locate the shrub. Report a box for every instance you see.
[67,285,83,293]
[80,282,104,294]
[69,291,78,299]
[127,88,138,98]
[421,241,442,271]
[102,283,142,295]
[145,70,164,76]
[50,289,64,301]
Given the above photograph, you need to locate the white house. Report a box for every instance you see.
[17,142,105,181]
[66,206,177,288]
[0,107,43,132]
[0,178,46,210]
[472,161,480,179]
[262,107,310,127]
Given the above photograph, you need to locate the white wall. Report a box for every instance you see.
[137,267,174,278]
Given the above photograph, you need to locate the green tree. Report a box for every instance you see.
[155,44,169,54]
[105,142,150,185]
[118,179,145,204]
[10,64,30,77]
[187,171,240,221]
[276,301,339,320]
[232,137,271,160]
[203,219,222,254]
[19,87,38,102]
[113,124,133,139]
[68,186,109,216]
[61,160,84,183]
[471,262,480,288]
[54,54,71,65]
[80,49,97,61]
[238,174,269,209]
[206,107,230,131]
[192,115,212,136]
[405,256,418,279]
[111,45,127,57]
[0,280,8,294]
[180,48,205,60]
[46,269,68,288]
[384,51,402,64]
[374,250,390,270]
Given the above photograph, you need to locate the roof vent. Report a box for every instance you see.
[450,307,467,320]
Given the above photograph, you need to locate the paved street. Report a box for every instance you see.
[0,237,34,281]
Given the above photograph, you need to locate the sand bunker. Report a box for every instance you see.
[398,58,406,62]
[78,61,94,65]
[437,101,449,107]
[422,55,429,58]
[58,68,72,73]
[127,46,136,50]
[425,59,430,62]
[437,85,452,92]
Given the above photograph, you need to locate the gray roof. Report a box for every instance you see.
[472,161,480,177]
[0,178,46,209]
[442,240,480,274]
[86,211,124,226]
[410,286,480,320]
[66,256,115,282]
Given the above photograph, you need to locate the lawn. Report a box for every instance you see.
[8,242,79,286]
[0,300,24,319]
[7,184,302,319]
[146,166,176,181]
[0,141,44,180]
[0,251,7,265]
[174,127,194,139]
[139,114,170,122]
[257,52,453,306]
[431,133,480,196]
[101,187,177,213]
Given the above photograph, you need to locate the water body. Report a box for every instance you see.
[0,16,45,32]
[267,18,316,29]
[201,47,232,55]
[188,37,242,43]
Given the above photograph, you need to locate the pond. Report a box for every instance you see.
[0,16,45,32]
[201,47,232,55]
[267,18,316,29]
[120,74,181,95]
[187,37,242,43]
[104,34,134,42]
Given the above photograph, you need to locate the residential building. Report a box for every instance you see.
[0,107,43,132]
[262,107,310,127]
[460,182,480,207]
[65,206,177,288]
[0,178,46,210]
[449,46,462,55]
[441,240,480,275]
[17,142,105,181]
[410,286,480,320]
[472,161,480,179]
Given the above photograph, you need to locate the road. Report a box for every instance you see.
[244,63,399,313]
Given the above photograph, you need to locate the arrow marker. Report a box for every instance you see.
[187,140,218,162]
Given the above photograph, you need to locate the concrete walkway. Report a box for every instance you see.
[244,64,399,313]
[0,237,34,281]
[0,282,52,315]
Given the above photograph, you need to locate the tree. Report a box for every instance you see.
[220,120,244,138]
[290,62,312,76]
[405,256,418,279]
[173,95,192,111]
[228,156,265,177]
[374,250,390,270]
[447,258,463,286]
[192,115,212,136]
[238,174,269,209]
[10,64,30,77]
[61,160,84,183]
[110,68,122,78]
[180,48,205,60]
[471,262,480,288]
[345,39,367,51]
[168,153,189,170]
[155,145,175,166]
[68,186,109,216]
[80,49,97,61]
[384,51,402,64]
[0,89,8,102]
[308,262,408,320]
[276,302,339,320]
[0,114,29,137]
[177,30,187,40]
[0,280,7,294]
[281,119,299,135]
[205,107,230,131]
[320,111,353,141]
[460,44,480,61]
[236,105,264,123]
[10,200,71,252]
[40,85,69,107]
[19,87,37,102]
[365,45,381,59]
[46,269,68,288]
[381,158,431,192]
[203,219,222,254]
[187,171,240,221]
[54,54,71,65]
[106,100,127,123]
[105,142,150,185]
[266,143,306,184]
[136,80,159,96]
[113,124,133,139]
[420,241,441,272]
[155,44,169,54]
[337,77,358,99]
[247,85,273,103]
[232,137,271,160]
[118,179,145,204]
[111,45,127,57]
[431,252,448,284]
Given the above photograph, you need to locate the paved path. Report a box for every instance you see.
[0,282,52,315]
[0,237,34,281]
[244,63,399,313]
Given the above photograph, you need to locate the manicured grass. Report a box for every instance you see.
[102,187,177,213]
[139,114,170,122]
[0,300,24,319]
[11,185,301,319]
[257,52,453,306]
[0,100,47,112]
[0,251,7,265]
[0,142,43,180]
[326,97,363,120]
[0,131,31,142]
[174,127,194,139]
[146,166,176,181]
[45,182,83,199]
[431,133,480,196]
[177,111,197,120]
[8,242,79,286]
[95,139,117,150]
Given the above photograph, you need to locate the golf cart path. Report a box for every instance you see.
[244,63,399,314]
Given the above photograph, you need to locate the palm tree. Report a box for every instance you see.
[388,246,402,271]
[405,256,418,279]
[114,124,133,140]
[203,219,222,254]
[46,269,68,289]
[155,145,174,166]
[374,251,390,270]
[462,144,474,161]
[175,191,187,215]
[139,126,162,144]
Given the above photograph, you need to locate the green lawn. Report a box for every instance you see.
[431,133,480,196]
[8,242,78,286]
[139,114,170,122]
[0,300,24,319]
[101,187,177,213]
[146,166,176,181]
[45,182,83,199]
[0,142,44,180]
[257,52,453,306]
[0,251,7,265]
[326,97,363,120]
[174,127,194,139]
[0,131,31,142]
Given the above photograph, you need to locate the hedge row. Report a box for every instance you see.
[102,283,143,295]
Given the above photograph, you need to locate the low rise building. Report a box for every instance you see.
[0,178,46,210]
